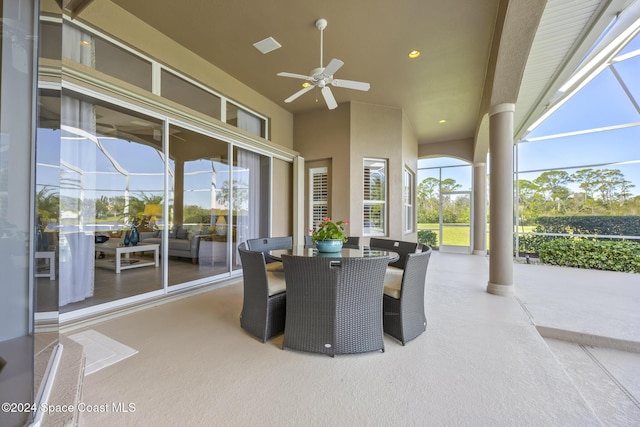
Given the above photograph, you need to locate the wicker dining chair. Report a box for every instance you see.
[303,235,314,248]
[369,237,422,270]
[238,242,286,342]
[281,254,389,356]
[246,236,293,263]
[382,247,432,345]
[343,236,360,249]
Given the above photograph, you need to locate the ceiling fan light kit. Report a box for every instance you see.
[277,18,370,110]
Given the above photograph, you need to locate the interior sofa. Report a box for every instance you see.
[139,225,209,264]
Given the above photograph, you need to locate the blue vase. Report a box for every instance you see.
[123,230,131,246]
[315,239,343,253]
[130,226,139,246]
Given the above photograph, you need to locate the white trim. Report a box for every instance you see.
[61,17,270,139]
[30,344,63,427]
[522,122,640,142]
[151,62,162,95]
[59,289,165,323]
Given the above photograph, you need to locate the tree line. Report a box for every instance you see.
[417,177,469,224]
[416,167,639,225]
[518,168,639,225]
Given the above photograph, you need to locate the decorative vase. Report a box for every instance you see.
[315,239,344,253]
[215,215,227,236]
[130,226,139,246]
[123,230,131,246]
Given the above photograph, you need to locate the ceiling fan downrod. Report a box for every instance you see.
[316,18,327,69]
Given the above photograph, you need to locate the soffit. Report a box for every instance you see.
[107,0,500,145]
[514,0,635,139]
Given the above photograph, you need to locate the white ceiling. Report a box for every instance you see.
[100,0,633,147]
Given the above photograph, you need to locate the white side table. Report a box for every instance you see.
[35,251,56,280]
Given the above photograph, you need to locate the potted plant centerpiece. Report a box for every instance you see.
[311,217,348,253]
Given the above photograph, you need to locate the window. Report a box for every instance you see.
[60,20,270,140]
[363,159,387,236]
[63,22,152,91]
[309,167,328,228]
[227,102,267,138]
[404,167,415,233]
[161,69,222,120]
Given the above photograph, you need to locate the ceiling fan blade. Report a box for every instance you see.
[331,79,371,91]
[284,85,315,103]
[277,72,314,81]
[321,58,344,78]
[321,86,338,110]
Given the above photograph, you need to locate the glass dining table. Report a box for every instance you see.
[268,245,400,263]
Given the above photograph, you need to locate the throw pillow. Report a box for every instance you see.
[176,227,189,240]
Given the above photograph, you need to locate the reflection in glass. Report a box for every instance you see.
[53,92,164,312]
[233,147,271,271]
[167,125,231,286]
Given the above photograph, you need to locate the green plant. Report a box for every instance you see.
[417,229,437,247]
[538,238,640,273]
[310,217,348,243]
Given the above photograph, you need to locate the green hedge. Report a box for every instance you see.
[417,229,437,247]
[537,216,640,236]
[538,238,640,273]
[517,215,640,255]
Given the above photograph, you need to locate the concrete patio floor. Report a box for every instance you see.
[70,251,640,426]
[514,259,640,425]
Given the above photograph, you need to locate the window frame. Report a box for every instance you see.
[363,158,387,237]
[403,166,415,234]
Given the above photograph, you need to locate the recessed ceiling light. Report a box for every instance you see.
[408,50,420,59]
[253,37,282,54]
[439,119,447,124]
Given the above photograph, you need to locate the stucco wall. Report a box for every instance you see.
[402,111,418,241]
[418,138,474,162]
[271,158,292,236]
[351,102,405,240]
[293,106,351,234]
[293,102,419,241]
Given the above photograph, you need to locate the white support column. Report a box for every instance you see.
[473,162,487,256]
[487,103,515,297]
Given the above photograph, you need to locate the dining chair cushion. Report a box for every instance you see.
[383,269,403,299]
[265,261,284,273]
[267,271,286,296]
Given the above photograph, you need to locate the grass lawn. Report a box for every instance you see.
[418,224,536,247]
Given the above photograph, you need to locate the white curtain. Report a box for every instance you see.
[236,149,261,243]
[58,92,97,306]
[237,109,261,137]
[59,26,97,306]
[62,24,94,66]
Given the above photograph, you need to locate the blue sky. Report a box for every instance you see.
[419,30,640,197]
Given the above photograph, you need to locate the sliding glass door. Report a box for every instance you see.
[39,91,166,313]
[232,147,271,271]
[167,125,232,286]
[37,91,275,312]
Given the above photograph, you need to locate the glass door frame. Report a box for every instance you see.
[439,189,473,254]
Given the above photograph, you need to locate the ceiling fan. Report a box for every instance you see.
[277,18,370,110]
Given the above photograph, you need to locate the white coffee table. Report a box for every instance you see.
[95,241,160,274]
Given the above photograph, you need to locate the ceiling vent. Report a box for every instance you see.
[253,37,282,54]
